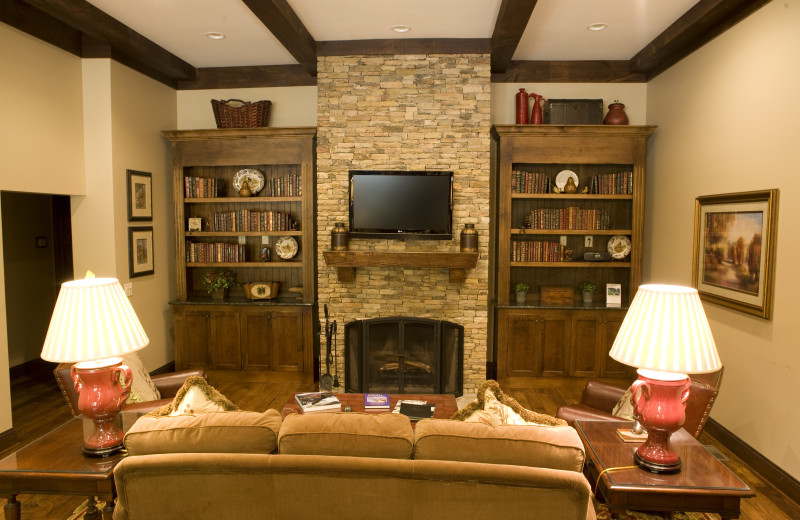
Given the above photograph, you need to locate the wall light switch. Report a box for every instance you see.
[124,283,133,297]
[560,235,567,246]
[585,236,593,248]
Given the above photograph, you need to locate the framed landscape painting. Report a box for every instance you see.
[692,189,779,319]
[129,226,154,278]
[127,169,152,221]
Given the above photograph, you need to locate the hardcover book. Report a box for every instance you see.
[364,393,391,409]
[294,392,341,412]
[616,428,648,443]
[398,402,435,420]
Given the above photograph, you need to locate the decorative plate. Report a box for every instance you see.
[555,170,579,191]
[232,169,265,195]
[607,235,632,259]
[275,236,299,260]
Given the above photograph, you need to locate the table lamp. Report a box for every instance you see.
[41,272,149,456]
[609,284,721,474]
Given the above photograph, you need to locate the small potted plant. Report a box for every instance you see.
[513,282,530,304]
[202,271,238,301]
[579,281,597,304]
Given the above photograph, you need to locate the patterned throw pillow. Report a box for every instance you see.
[119,352,161,404]
[146,376,239,417]
[611,387,636,420]
[451,380,566,427]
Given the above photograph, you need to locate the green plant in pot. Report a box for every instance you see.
[579,281,597,304]
[202,271,238,300]
[513,282,530,304]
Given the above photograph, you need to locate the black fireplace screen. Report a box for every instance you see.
[345,317,463,396]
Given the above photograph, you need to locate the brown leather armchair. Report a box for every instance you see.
[54,363,207,416]
[556,367,723,439]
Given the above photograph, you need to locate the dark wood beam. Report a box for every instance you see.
[318,39,491,57]
[0,0,82,56]
[241,0,317,76]
[492,61,646,83]
[178,65,317,90]
[632,0,772,80]
[21,0,195,84]
[491,0,538,74]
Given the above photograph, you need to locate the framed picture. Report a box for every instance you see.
[128,226,154,278]
[606,283,622,307]
[187,217,203,232]
[692,189,779,319]
[127,169,152,221]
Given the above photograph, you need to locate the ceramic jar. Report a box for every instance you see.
[460,223,478,252]
[330,222,349,251]
[603,103,629,125]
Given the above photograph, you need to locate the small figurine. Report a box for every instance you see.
[564,177,577,194]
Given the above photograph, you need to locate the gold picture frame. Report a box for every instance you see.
[692,189,779,319]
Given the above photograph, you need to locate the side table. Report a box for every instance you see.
[0,417,124,520]
[574,420,753,519]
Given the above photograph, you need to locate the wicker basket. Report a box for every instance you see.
[211,99,271,128]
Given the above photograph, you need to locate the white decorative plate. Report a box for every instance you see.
[275,236,299,260]
[607,235,632,259]
[233,169,265,194]
[555,170,579,190]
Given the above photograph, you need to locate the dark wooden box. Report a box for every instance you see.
[544,99,604,124]
[540,286,575,305]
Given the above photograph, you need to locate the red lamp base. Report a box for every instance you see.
[71,358,132,457]
[631,369,692,474]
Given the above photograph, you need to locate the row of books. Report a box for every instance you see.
[185,176,224,198]
[589,172,633,195]
[264,174,302,197]
[185,241,248,263]
[511,170,552,194]
[511,240,565,262]
[210,210,296,232]
[523,207,611,231]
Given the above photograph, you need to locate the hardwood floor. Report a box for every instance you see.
[1,365,797,519]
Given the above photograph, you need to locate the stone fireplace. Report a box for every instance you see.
[316,53,491,394]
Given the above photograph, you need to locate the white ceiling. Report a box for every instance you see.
[85,0,700,69]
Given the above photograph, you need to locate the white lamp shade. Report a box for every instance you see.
[609,284,721,374]
[41,276,149,363]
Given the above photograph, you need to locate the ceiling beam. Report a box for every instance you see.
[21,0,196,85]
[493,61,646,83]
[491,0,538,74]
[0,0,82,56]
[631,0,772,80]
[179,65,317,90]
[241,0,317,77]
[318,39,491,57]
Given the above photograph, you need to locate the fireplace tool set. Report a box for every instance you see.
[321,305,339,390]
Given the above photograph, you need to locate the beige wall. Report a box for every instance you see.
[646,1,798,479]
[177,87,317,129]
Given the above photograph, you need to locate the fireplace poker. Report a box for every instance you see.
[321,305,333,390]
[333,320,339,388]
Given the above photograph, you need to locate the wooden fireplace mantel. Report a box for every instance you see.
[322,250,479,283]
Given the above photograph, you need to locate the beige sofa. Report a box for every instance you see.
[113,410,596,520]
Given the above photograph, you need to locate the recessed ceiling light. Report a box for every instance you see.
[391,25,411,33]
[587,23,608,32]
[205,32,226,40]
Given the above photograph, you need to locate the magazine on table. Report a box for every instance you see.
[364,393,391,409]
[294,392,341,412]
[392,399,435,419]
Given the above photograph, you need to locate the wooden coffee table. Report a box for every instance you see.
[0,417,124,520]
[281,393,458,423]
[574,420,753,519]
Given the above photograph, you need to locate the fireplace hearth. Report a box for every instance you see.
[345,317,463,396]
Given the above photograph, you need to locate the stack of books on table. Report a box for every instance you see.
[364,393,391,409]
[392,399,435,420]
[294,392,341,412]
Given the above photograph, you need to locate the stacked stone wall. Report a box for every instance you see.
[316,54,491,393]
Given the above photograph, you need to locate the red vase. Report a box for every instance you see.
[515,88,529,124]
[72,359,132,453]
[603,102,629,125]
[529,93,544,125]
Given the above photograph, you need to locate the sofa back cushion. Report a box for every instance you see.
[413,419,585,472]
[278,412,414,459]
[124,409,282,455]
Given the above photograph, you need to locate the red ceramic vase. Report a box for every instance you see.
[72,359,132,454]
[515,88,529,124]
[603,103,629,125]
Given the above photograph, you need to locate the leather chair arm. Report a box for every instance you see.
[556,404,619,427]
[579,380,629,412]
[151,369,206,397]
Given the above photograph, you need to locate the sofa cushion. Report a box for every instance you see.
[414,419,585,472]
[278,412,414,459]
[124,409,282,455]
[453,379,567,427]
[120,352,160,404]
[146,376,239,417]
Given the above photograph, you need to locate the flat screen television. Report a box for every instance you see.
[349,170,453,240]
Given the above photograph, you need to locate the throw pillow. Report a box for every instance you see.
[451,379,566,427]
[119,352,160,404]
[611,387,636,420]
[146,376,239,417]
